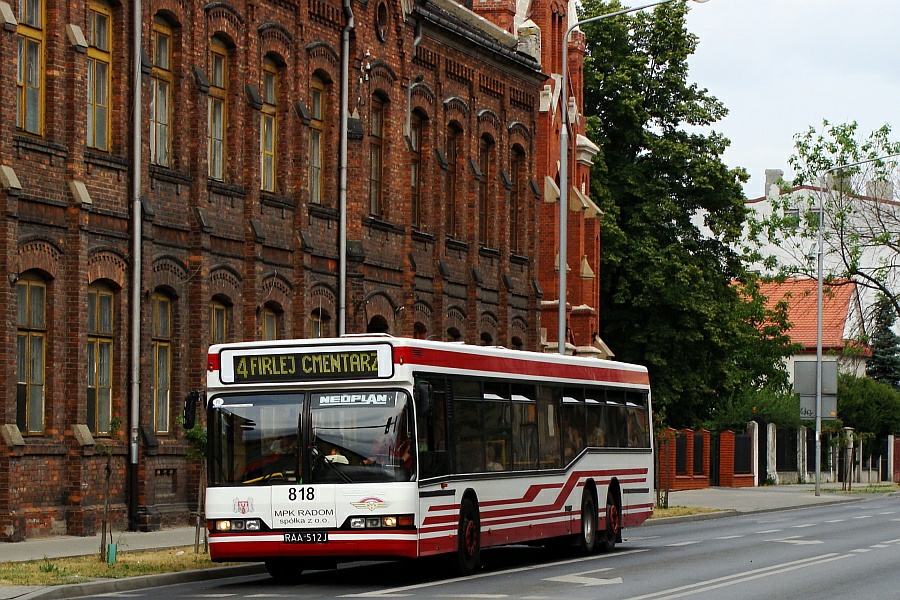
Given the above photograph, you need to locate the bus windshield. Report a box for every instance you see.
[208,393,303,486]
[309,390,414,484]
[207,390,415,487]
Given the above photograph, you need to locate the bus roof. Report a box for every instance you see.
[207,335,649,389]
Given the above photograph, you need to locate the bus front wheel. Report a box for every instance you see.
[265,558,303,583]
[579,491,598,554]
[598,491,620,553]
[455,497,481,575]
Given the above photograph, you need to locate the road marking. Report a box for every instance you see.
[767,536,823,546]
[851,549,872,553]
[870,544,889,549]
[666,541,700,547]
[339,549,648,597]
[883,539,900,544]
[878,512,896,515]
[852,515,873,520]
[755,529,782,534]
[826,519,845,523]
[433,595,508,598]
[791,524,816,528]
[621,553,850,599]
[545,567,622,586]
[714,535,745,540]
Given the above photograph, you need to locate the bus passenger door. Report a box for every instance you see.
[414,376,449,478]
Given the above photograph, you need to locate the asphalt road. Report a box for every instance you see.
[63,496,900,600]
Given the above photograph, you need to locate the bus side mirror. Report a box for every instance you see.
[415,381,433,418]
[183,391,198,430]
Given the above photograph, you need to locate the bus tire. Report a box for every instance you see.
[598,491,620,553]
[455,497,481,575]
[579,491,598,554]
[265,558,304,583]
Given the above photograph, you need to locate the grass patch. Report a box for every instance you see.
[821,483,900,495]
[650,506,721,519]
[0,546,239,587]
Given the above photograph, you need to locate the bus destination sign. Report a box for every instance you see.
[219,345,394,384]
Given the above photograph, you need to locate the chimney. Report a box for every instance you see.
[865,180,894,200]
[765,169,783,198]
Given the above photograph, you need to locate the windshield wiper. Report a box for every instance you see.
[310,443,356,484]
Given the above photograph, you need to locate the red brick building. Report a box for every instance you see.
[0,0,598,539]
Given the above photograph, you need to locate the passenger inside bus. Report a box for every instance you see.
[485,444,503,471]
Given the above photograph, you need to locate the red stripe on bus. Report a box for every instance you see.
[395,347,649,386]
[422,468,648,526]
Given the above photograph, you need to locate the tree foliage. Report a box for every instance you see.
[746,120,900,323]
[867,295,900,389]
[579,0,796,428]
[837,373,900,437]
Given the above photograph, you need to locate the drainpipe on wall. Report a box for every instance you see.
[128,0,143,530]
[338,0,354,336]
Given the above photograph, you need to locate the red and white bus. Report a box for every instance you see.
[187,334,654,580]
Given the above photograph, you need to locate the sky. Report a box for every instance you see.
[683,0,900,199]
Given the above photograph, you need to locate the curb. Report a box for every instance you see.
[16,563,267,600]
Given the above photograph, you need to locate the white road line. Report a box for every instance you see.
[878,512,896,515]
[870,544,889,549]
[545,568,623,587]
[767,536,823,546]
[714,535,745,540]
[851,549,872,553]
[826,519,845,523]
[791,524,816,528]
[852,515,873,520]
[339,549,648,597]
[666,541,700,547]
[883,539,900,544]
[622,553,850,600]
[755,529,782,534]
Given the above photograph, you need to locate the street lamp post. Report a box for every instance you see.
[557,0,708,354]
[814,152,900,495]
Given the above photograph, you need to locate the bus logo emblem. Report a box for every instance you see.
[352,497,388,511]
[234,498,254,514]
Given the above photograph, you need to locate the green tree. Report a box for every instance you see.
[746,120,900,321]
[837,373,900,437]
[867,295,900,389]
[579,0,795,427]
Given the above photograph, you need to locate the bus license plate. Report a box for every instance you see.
[284,531,328,543]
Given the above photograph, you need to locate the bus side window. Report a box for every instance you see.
[416,376,450,478]
[537,385,561,468]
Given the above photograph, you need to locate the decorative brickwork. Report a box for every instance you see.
[0,0,556,538]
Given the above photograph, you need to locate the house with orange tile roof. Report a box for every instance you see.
[758,278,870,382]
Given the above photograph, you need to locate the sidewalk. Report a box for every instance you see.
[0,483,891,599]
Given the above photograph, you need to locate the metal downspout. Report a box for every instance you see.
[128,0,143,529]
[338,0,354,335]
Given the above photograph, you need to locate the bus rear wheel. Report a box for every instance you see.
[265,558,303,583]
[455,497,481,575]
[579,491,598,554]
[598,491,620,553]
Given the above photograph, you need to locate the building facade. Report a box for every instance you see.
[0,0,596,539]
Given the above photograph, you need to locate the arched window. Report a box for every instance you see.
[151,293,172,433]
[310,308,332,338]
[261,304,282,340]
[150,16,173,166]
[208,37,229,180]
[16,0,44,134]
[410,112,424,228]
[210,299,230,344]
[509,146,526,254]
[87,284,114,435]
[87,1,112,150]
[369,95,385,216]
[445,123,461,236]
[261,56,279,192]
[309,75,327,204]
[477,134,495,247]
[16,275,46,434]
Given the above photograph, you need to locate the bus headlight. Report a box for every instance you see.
[348,515,410,529]
[211,518,261,532]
